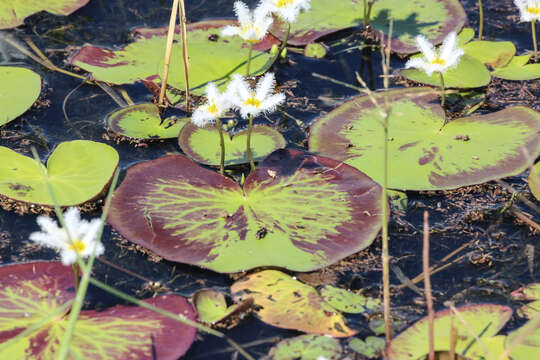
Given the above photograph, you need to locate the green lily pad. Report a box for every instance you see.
[464,40,516,69]
[387,304,513,359]
[70,21,276,96]
[319,285,382,314]
[108,149,383,273]
[303,43,327,59]
[512,283,540,319]
[107,103,188,139]
[401,54,491,88]
[457,28,475,47]
[530,163,540,201]
[192,289,252,326]
[178,123,286,166]
[270,0,465,54]
[349,336,386,358]
[0,140,119,206]
[491,55,540,81]
[0,261,197,359]
[0,67,41,126]
[267,334,342,360]
[231,270,356,337]
[0,0,89,29]
[505,317,540,360]
[309,88,540,191]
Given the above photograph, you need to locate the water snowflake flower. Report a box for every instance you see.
[191,82,232,127]
[221,1,274,42]
[228,72,285,119]
[29,207,104,266]
[262,0,311,23]
[405,32,464,76]
[514,0,540,22]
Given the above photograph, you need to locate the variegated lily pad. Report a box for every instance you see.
[0,67,41,126]
[511,284,540,319]
[267,334,343,360]
[231,270,356,337]
[107,149,383,273]
[319,285,382,314]
[0,0,90,29]
[107,103,188,139]
[309,88,540,190]
[270,0,466,54]
[530,163,540,201]
[178,123,286,166]
[70,21,277,96]
[0,261,197,359]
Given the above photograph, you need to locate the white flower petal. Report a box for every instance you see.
[260,93,285,113]
[415,35,435,62]
[221,25,240,37]
[255,72,276,100]
[234,1,251,25]
[440,31,458,61]
[60,249,77,266]
[404,57,428,70]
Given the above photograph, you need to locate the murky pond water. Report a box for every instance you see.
[0,0,538,358]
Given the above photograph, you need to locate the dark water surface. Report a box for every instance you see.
[0,0,539,359]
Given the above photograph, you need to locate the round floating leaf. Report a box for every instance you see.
[231,270,356,337]
[267,334,343,360]
[270,0,465,54]
[0,140,119,206]
[463,40,516,69]
[71,21,276,96]
[0,0,90,29]
[0,261,198,359]
[0,67,41,126]
[530,163,540,201]
[492,55,540,81]
[386,304,513,360]
[505,317,540,360]
[192,289,251,326]
[303,43,327,58]
[309,88,540,190]
[320,285,382,314]
[349,336,386,359]
[401,54,491,88]
[107,103,188,139]
[178,123,286,166]
[512,283,540,319]
[108,149,383,273]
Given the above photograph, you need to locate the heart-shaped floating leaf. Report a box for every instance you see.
[270,0,465,54]
[107,103,188,139]
[0,261,197,359]
[231,270,356,337]
[400,54,491,88]
[386,304,513,360]
[512,283,540,319]
[0,140,119,206]
[319,285,382,314]
[309,88,540,190]
[0,67,41,126]
[505,317,540,360]
[108,149,383,272]
[267,334,343,360]
[178,123,286,166]
[463,40,516,69]
[530,163,540,201]
[192,289,252,326]
[70,21,277,96]
[491,54,540,81]
[0,0,90,29]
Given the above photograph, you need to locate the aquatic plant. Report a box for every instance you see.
[0,66,41,126]
[514,0,540,59]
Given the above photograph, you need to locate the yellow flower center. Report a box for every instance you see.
[431,57,446,66]
[68,239,86,253]
[527,7,540,15]
[244,96,261,108]
[277,0,294,8]
[208,102,219,115]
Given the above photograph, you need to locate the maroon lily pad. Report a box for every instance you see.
[107,149,384,273]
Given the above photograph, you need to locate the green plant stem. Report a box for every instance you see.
[363,0,367,25]
[532,19,538,60]
[439,71,446,110]
[246,42,254,77]
[216,118,225,175]
[247,114,255,171]
[366,1,374,27]
[478,0,483,40]
[87,277,255,360]
[72,264,79,292]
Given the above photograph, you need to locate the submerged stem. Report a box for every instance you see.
[216,118,225,175]
[246,42,254,77]
[478,0,483,40]
[247,114,255,171]
[532,20,538,60]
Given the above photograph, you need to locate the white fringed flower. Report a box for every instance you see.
[192,83,232,127]
[405,32,464,76]
[514,0,540,22]
[29,207,104,266]
[221,1,273,42]
[228,73,285,118]
[262,0,311,23]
